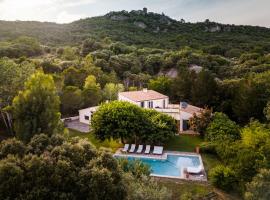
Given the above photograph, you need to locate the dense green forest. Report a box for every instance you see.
[1,9,270,200]
[1,9,270,122]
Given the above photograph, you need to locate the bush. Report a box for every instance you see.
[206,112,240,142]
[0,138,26,159]
[118,158,151,179]
[199,142,216,154]
[92,101,176,144]
[245,169,270,200]
[209,165,237,191]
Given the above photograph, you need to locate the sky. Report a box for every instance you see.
[0,0,269,27]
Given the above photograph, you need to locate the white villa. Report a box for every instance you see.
[78,89,203,133]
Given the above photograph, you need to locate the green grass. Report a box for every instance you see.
[202,153,222,174]
[160,180,213,200]
[165,135,203,152]
[67,129,122,152]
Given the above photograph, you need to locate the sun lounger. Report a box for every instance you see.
[144,145,151,154]
[187,165,203,174]
[153,146,163,155]
[129,144,136,153]
[121,144,129,153]
[136,145,143,153]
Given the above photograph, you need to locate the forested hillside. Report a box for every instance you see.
[1,9,270,123]
[1,9,270,50]
[1,9,270,200]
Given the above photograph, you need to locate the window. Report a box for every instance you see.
[148,101,153,108]
[140,101,145,108]
[84,115,90,120]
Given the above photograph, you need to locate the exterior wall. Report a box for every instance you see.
[179,111,193,132]
[143,98,169,109]
[79,108,91,125]
[118,94,169,109]
[79,107,98,125]
[154,108,180,120]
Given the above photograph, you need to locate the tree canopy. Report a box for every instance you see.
[91,101,176,144]
[12,72,61,142]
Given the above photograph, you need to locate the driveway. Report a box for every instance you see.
[65,119,89,133]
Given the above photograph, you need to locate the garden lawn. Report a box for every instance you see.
[160,180,212,200]
[165,135,203,152]
[68,129,122,152]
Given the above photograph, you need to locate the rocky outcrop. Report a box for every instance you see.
[134,21,147,29]
[110,15,129,21]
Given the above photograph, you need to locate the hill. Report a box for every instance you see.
[0,9,270,51]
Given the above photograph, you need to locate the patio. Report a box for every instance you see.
[64,119,89,133]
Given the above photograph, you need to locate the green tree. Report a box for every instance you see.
[61,86,83,115]
[206,112,240,142]
[63,67,88,88]
[91,101,149,143]
[103,83,124,101]
[172,68,195,102]
[0,136,127,200]
[91,101,176,144]
[148,76,172,96]
[209,165,237,191]
[12,72,61,142]
[144,109,176,144]
[62,47,78,61]
[0,58,36,107]
[191,70,217,107]
[189,107,212,135]
[245,169,270,200]
[264,101,270,121]
[82,75,102,107]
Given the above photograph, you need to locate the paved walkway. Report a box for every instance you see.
[65,119,89,133]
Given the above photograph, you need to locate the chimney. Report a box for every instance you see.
[142,88,148,93]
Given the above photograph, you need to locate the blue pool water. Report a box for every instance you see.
[117,154,201,177]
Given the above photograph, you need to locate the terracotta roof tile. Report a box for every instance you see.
[119,90,168,102]
[180,104,203,115]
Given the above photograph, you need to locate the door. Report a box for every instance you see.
[183,120,189,131]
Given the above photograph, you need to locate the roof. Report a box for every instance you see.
[119,90,168,102]
[79,106,99,112]
[180,104,203,115]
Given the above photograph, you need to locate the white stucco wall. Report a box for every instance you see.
[79,107,98,125]
[179,111,194,132]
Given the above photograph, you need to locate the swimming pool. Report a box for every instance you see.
[116,154,202,178]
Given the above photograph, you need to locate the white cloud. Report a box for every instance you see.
[0,0,95,22]
[0,0,269,26]
[56,11,85,23]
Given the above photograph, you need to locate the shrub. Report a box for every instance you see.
[92,101,176,144]
[199,142,216,154]
[209,165,237,191]
[206,112,240,142]
[118,158,151,179]
[0,138,26,159]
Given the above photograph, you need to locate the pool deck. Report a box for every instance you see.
[115,149,207,182]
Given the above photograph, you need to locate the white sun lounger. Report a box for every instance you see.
[153,146,163,155]
[136,145,143,153]
[129,144,136,153]
[187,165,203,174]
[144,145,151,154]
[121,144,129,153]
